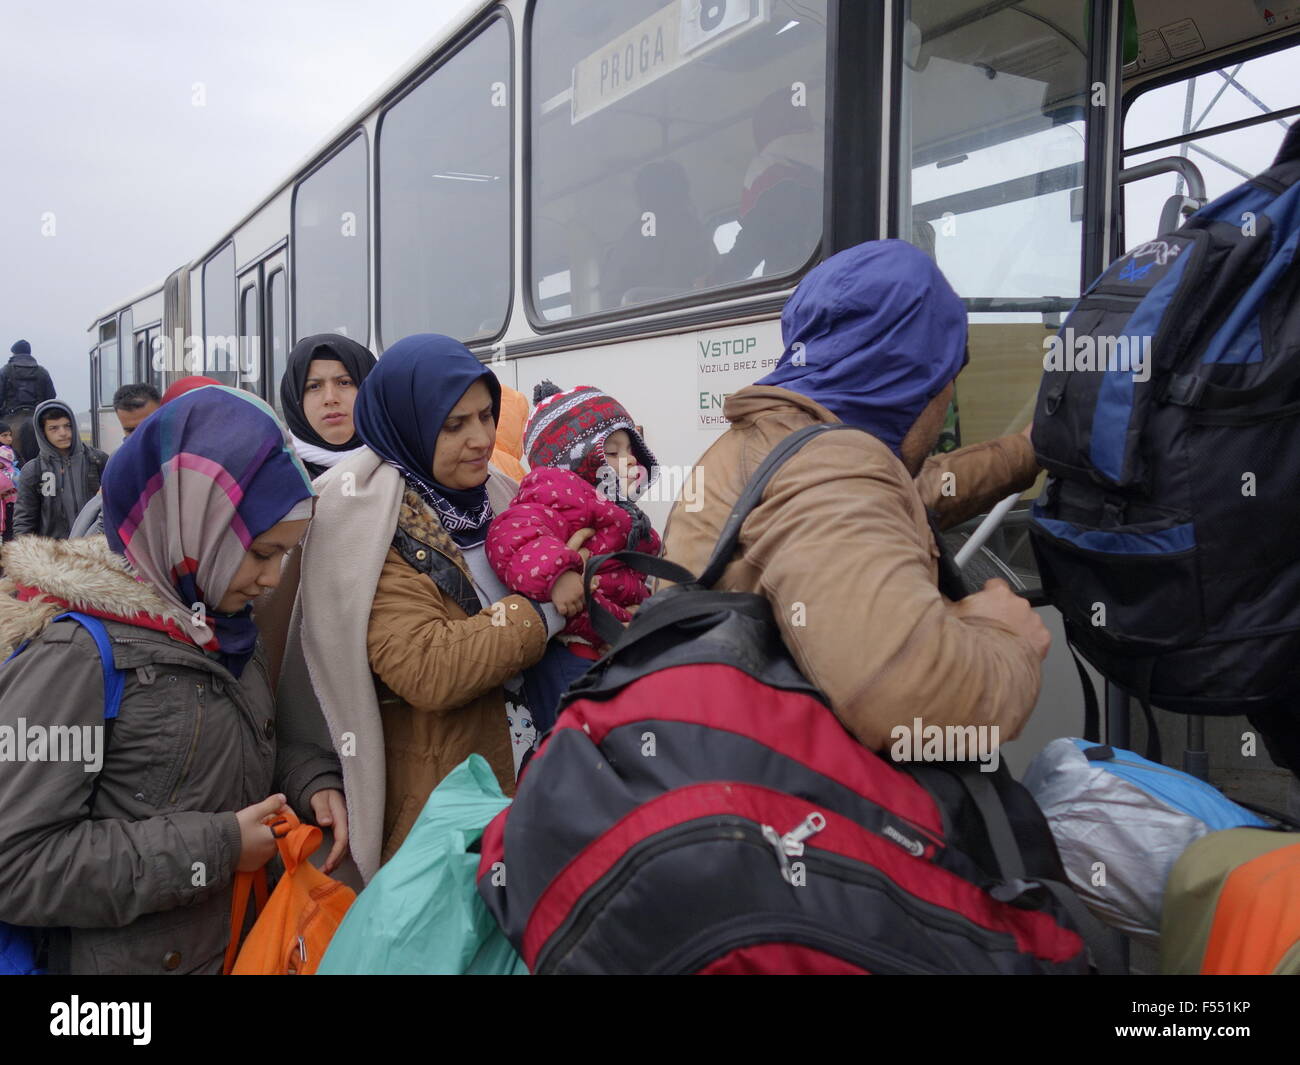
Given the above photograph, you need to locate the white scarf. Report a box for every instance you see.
[290,433,364,471]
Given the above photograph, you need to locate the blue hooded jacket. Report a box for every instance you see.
[757,239,967,457]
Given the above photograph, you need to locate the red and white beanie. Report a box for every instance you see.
[524,381,658,489]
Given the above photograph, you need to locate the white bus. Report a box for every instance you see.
[88,0,1300,780]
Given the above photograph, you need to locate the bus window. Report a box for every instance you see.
[118,309,133,384]
[268,269,288,412]
[899,0,1089,452]
[97,320,119,406]
[529,0,828,322]
[240,283,260,395]
[201,242,238,385]
[293,134,369,344]
[378,19,511,346]
[1123,46,1298,251]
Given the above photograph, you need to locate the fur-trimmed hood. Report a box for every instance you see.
[0,534,195,657]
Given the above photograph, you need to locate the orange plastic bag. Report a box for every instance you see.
[223,808,356,975]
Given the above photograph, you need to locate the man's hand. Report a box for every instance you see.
[952,578,1050,660]
[308,788,350,874]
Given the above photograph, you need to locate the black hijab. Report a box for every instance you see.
[279,333,377,450]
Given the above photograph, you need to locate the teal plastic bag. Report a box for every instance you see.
[318,755,527,974]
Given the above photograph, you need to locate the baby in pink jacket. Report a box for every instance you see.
[487,382,661,661]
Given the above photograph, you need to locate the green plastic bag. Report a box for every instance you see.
[318,755,527,974]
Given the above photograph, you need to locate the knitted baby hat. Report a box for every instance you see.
[524,380,658,489]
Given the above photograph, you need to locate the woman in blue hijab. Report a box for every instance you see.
[278,334,564,882]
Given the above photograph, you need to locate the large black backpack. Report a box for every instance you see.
[1029,126,1300,721]
[479,425,1119,974]
[3,364,44,413]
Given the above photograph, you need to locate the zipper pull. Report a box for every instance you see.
[781,811,826,857]
[760,823,794,883]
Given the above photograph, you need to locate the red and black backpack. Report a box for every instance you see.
[478,424,1118,974]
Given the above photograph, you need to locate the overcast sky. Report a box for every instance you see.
[0,0,467,414]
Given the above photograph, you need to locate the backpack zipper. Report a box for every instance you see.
[169,682,205,805]
[536,815,1014,974]
[655,913,944,975]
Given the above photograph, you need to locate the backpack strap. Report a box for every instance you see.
[959,768,1126,974]
[4,612,124,719]
[698,423,859,589]
[4,613,125,812]
[50,612,125,721]
[580,424,856,645]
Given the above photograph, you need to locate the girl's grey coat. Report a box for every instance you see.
[0,535,342,974]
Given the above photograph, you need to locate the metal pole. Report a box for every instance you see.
[1105,680,1131,749]
[1184,717,1209,781]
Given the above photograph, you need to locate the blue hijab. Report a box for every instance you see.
[757,239,967,457]
[353,334,502,547]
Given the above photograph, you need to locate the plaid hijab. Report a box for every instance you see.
[102,386,315,676]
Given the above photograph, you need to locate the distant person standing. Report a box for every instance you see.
[67,383,163,538]
[0,341,56,465]
[13,400,107,539]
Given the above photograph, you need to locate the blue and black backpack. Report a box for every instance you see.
[0,612,124,976]
[1029,124,1300,726]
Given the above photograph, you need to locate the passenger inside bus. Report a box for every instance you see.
[601,159,716,308]
[714,86,824,284]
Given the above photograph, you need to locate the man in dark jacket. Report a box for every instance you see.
[1,341,57,465]
[13,400,107,539]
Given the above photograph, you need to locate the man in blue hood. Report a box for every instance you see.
[1,340,57,465]
[664,239,1049,754]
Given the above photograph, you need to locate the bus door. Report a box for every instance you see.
[236,246,289,409]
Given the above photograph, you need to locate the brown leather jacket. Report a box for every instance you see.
[366,489,546,862]
[663,386,1042,750]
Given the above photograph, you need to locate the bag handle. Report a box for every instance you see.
[960,769,1125,974]
[223,808,316,974]
[582,551,701,647]
[223,868,269,975]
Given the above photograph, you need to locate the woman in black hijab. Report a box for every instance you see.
[279,334,377,479]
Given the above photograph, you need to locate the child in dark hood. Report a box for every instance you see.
[487,382,661,690]
[12,400,108,539]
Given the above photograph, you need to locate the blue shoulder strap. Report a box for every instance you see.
[3,612,124,720]
[51,612,124,720]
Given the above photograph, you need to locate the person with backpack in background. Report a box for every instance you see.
[0,421,19,543]
[12,400,107,540]
[0,385,345,974]
[0,341,56,465]
[664,239,1049,754]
